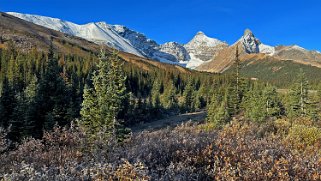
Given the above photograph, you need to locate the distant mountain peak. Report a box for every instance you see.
[187,31,226,48]
[234,29,274,55]
[244,28,254,36]
[196,31,205,35]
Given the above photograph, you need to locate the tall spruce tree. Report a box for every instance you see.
[80,50,127,140]
[207,92,230,127]
[288,69,309,118]
[262,84,282,117]
[34,45,70,137]
[182,78,194,112]
[162,80,178,110]
[243,88,266,123]
[23,75,38,137]
[0,78,16,128]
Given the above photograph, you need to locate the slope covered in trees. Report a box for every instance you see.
[0,42,233,141]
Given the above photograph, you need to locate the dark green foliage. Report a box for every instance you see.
[0,44,80,140]
[207,92,230,127]
[242,84,283,123]
[33,47,71,137]
[80,51,127,140]
[243,87,266,122]
[263,84,282,117]
[0,78,16,128]
[182,78,195,112]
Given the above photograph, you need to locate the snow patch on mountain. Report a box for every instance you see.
[112,26,226,68]
[259,44,275,55]
[183,53,208,69]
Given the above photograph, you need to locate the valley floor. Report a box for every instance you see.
[131,110,206,133]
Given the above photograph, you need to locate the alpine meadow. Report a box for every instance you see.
[1,1,321,180]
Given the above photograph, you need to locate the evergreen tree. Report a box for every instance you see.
[182,78,194,112]
[207,92,230,128]
[151,79,161,108]
[8,92,25,141]
[23,75,38,137]
[162,80,178,110]
[0,78,16,128]
[287,69,309,118]
[34,45,70,137]
[226,83,239,116]
[262,84,282,117]
[243,88,266,123]
[80,50,127,140]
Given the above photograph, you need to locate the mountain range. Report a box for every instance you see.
[8,12,227,69]
[7,12,321,73]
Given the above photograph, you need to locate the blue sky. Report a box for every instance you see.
[2,0,321,50]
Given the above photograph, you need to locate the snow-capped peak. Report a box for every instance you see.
[186,31,227,48]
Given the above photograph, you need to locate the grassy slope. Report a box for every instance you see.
[225,58,321,87]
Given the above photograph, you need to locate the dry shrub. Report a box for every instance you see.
[203,121,321,180]
[286,124,321,151]
[1,120,321,180]
[274,118,291,136]
[293,117,316,126]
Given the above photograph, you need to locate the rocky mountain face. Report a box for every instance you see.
[7,12,144,56]
[235,29,275,55]
[112,25,159,58]
[159,42,190,62]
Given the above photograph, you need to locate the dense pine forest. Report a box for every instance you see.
[1,43,321,180]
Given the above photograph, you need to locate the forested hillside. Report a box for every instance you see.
[0,42,234,141]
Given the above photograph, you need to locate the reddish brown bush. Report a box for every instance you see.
[0,120,320,180]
